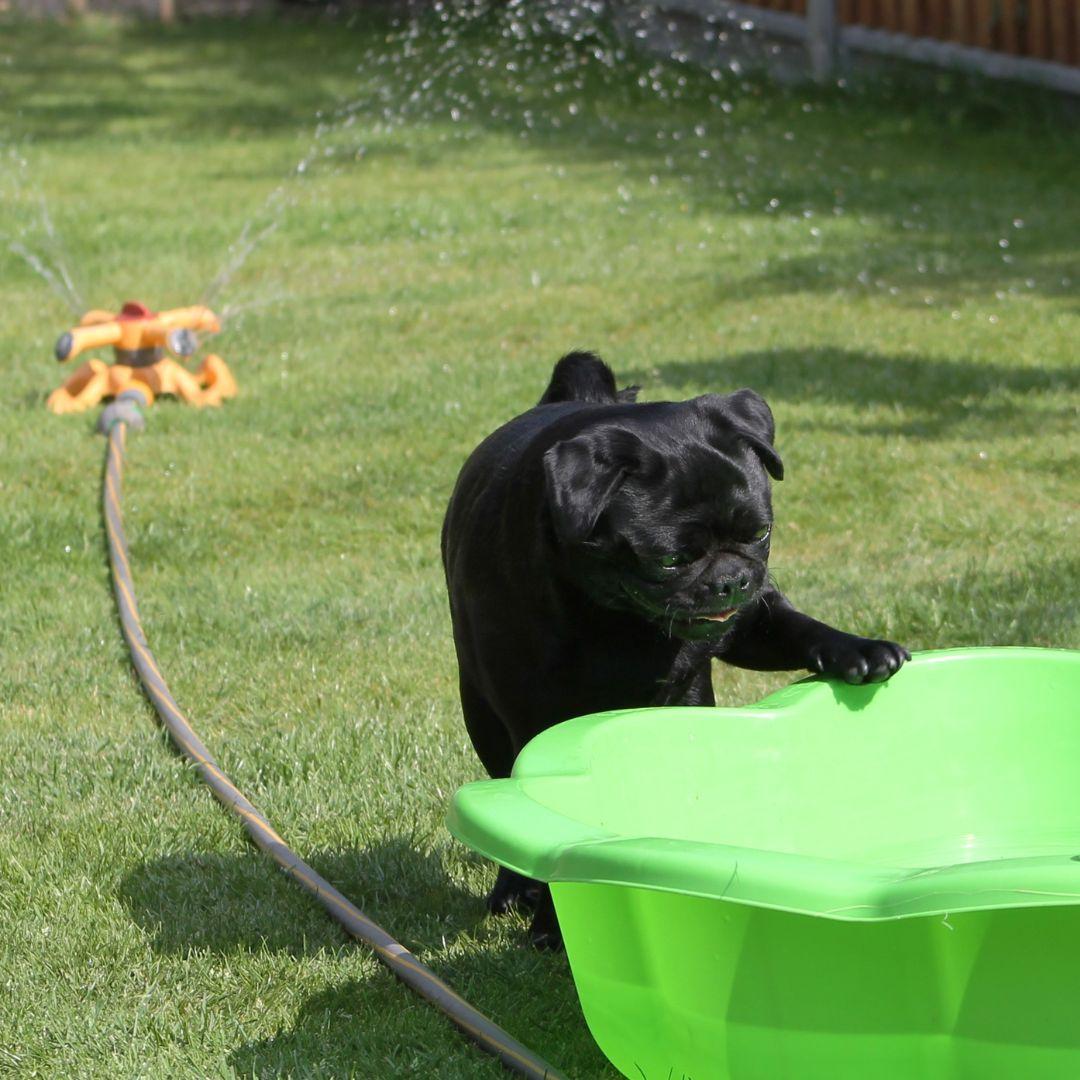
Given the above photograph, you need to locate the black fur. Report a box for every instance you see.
[442,352,909,948]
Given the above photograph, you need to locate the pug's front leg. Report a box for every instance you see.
[721,587,910,685]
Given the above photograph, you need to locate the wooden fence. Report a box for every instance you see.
[750,0,1080,66]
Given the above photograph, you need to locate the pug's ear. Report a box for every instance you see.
[699,389,784,481]
[542,427,657,544]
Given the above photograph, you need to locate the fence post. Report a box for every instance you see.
[806,0,840,82]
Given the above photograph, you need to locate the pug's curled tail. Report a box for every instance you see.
[538,351,640,406]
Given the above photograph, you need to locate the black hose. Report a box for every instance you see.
[101,416,566,1080]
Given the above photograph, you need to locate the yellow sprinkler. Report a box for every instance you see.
[48,301,238,427]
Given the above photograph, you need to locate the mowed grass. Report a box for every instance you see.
[0,8,1077,1077]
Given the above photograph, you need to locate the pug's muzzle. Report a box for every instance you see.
[620,567,764,641]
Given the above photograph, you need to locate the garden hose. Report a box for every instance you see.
[99,400,565,1080]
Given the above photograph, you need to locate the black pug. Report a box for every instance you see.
[442,352,908,948]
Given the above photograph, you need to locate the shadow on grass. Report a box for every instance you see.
[626,347,1079,439]
[118,840,607,1075]
[1,17,368,142]
[117,839,482,958]
[225,942,601,1079]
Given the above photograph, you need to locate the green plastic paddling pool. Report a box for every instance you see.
[448,647,1080,1079]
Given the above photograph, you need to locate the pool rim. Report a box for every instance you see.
[447,647,1080,923]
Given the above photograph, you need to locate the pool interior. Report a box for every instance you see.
[518,654,1080,870]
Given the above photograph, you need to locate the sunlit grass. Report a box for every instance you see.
[0,7,1077,1077]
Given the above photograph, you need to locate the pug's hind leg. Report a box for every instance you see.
[488,866,543,915]
[528,885,563,952]
[458,676,516,779]
[457,678,547,917]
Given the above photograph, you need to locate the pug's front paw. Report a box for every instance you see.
[808,635,910,685]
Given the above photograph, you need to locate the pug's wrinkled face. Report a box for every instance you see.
[543,391,782,641]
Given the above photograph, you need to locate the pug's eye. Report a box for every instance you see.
[655,553,691,570]
[752,525,772,544]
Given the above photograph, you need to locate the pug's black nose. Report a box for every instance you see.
[710,577,751,604]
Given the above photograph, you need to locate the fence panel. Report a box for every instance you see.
[740,0,1080,66]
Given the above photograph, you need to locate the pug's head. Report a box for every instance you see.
[542,390,782,641]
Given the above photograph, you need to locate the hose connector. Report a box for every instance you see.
[97,388,150,435]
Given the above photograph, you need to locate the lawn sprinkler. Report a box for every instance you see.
[47,301,237,429]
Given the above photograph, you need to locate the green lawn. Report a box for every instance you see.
[0,8,1077,1077]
